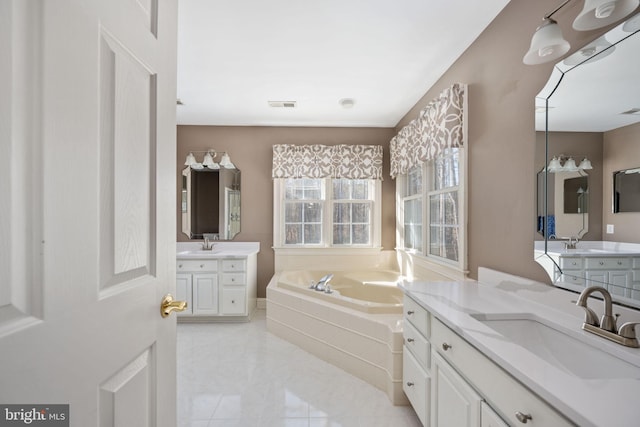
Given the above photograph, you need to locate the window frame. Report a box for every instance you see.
[273,177,382,249]
[396,147,467,272]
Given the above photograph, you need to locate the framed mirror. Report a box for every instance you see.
[182,167,241,240]
[534,13,640,308]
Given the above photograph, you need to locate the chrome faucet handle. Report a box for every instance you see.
[618,322,640,339]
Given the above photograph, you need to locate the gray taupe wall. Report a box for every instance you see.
[395,0,626,283]
[176,126,396,297]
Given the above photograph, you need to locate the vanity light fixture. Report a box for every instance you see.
[523,0,639,65]
[547,155,594,172]
[184,150,235,170]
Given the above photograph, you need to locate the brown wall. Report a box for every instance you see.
[394,0,624,283]
[603,122,640,242]
[177,126,397,297]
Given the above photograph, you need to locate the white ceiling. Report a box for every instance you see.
[176,0,510,127]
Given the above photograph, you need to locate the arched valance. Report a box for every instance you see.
[272,144,383,180]
[390,83,466,178]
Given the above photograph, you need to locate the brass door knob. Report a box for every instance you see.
[161,294,188,318]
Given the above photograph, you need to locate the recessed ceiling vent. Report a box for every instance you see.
[268,101,297,108]
[620,108,640,115]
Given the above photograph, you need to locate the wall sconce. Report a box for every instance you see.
[184,150,235,170]
[523,0,639,65]
[547,155,593,172]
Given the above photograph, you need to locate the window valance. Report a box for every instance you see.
[390,83,466,178]
[272,144,383,180]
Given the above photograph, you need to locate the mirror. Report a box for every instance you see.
[537,169,589,239]
[534,13,640,308]
[182,167,241,240]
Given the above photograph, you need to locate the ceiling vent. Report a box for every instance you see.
[268,101,297,108]
[620,107,640,115]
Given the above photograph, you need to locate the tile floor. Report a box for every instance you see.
[177,309,421,427]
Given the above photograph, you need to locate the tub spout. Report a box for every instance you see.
[313,274,333,291]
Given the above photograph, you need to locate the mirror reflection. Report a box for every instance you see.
[534,13,640,308]
[182,167,241,240]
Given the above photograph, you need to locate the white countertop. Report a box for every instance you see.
[535,240,640,256]
[176,241,260,258]
[401,270,640,427]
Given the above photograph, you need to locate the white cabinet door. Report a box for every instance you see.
[0,0,178,425]
[481,402,509,427]
[403,347,429,426]
[193,274,219,315]
[221,288,247,315]
[431,351,481,427]
[176,274,193,316]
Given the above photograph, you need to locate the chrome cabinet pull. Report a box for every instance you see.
[406,381,414,387]
[515,412,532,424]
[442,343,452,351]
[407,310,414,315]
[406,338,415,343]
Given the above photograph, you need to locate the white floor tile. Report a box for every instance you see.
[177,310,418,426]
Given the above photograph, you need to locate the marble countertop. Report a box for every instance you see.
[534,240,640,256]
[401,269,640,427]
[176,241,260,258]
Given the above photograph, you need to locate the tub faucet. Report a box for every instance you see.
[575,286,639,347]
[313,274,333,291]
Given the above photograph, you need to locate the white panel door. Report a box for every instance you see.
[0,0,178,426]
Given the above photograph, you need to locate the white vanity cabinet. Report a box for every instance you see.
[176,242,259,321]
[403,294,574,427]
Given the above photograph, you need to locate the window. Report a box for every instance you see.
[276,178,380,248]
[398,148,463,265]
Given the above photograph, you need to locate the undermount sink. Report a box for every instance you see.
[470,313,640,380]
[177,249,219,256]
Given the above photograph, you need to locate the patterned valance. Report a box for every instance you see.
[390,83,466,178]
[272,144,383,180]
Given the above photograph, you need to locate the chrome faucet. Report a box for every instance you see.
[564,236,579,250]
[311,274,333,292]
[576,286,639,347]
[202,235,215,251]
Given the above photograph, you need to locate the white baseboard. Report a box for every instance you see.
[257,298,267,309]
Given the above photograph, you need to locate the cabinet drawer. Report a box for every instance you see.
[431,317,574,427]
[176,260,218,272]
[559,272,586,286]
[404,320,430,370]
[221,273,245,285]
[221,288,246,315]
[634,258,640,269]
[404,295,430,338]
[585,257,630,270]
[403,347,429,426]
[559,257,583,270]
[222,259,246,272]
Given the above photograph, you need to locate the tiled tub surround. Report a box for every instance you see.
[403,268,640,427]
[266,270,407,405]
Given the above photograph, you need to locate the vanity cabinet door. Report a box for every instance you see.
[221,288,246,315]
[403,347,429,426]
[175,273,193,316]
[431,351,481,427]
[480,402,508,427]
[192,273,219,315]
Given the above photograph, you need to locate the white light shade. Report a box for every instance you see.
[203,152,216,167]
[523,19,571,65]
[564,157,579,171]
[573,0,640,30]
[547,157,563,172]
[219,153,234,169]
[562,37,616,66]
[578,157,593,170]
[184,152,196,166]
